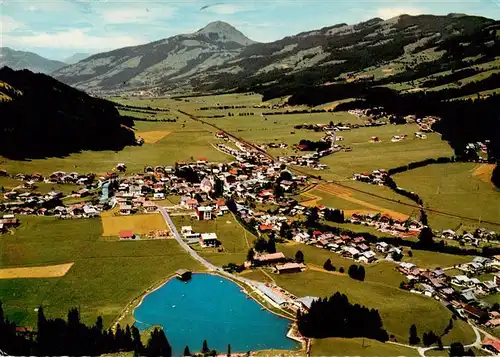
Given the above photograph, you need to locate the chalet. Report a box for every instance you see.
[181,226,193,236]
[153,192,165,200]
[452,275,471,286]
[358,250,376,263]
[482,281,498,293]
[259,224,273,233]
[275,262,306,274]
[460,291,477,303]
[83,206,99,218]
[483,339,500,354]
[37,208,49,216]
[462,304,486,320]
[342,246,360,259]
[200,233,218,247]
[119,231,136,240]
[185,199,199,209]
[0,216,20,228]
[196,206,212,220]
[119,204,132,215]
[143,201,158,213]
[254,252,286,266]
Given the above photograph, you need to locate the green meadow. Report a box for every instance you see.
[0,216,202,327]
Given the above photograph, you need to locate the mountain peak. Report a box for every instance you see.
[195,21,257,46]
[197,21,236,33]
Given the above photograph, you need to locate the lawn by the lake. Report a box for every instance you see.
[0,216,202,327]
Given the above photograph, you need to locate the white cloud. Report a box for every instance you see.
[101,6,176,23]
[27,5,38,12]
[207,4,242,15]
[1,16,26,32]
[376,7,424,19]
[3,29,144,51]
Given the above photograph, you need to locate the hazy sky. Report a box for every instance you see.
[2,0,500,60]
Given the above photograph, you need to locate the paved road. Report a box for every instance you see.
[159,206,263,288]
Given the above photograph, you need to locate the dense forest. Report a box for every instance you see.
[297,292,389,341]
[0,67,137,159]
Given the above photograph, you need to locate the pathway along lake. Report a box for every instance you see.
[134,273,298,355]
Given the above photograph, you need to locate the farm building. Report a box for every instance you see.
[253,252,286,266]
[119,231,136,240]
[274,262,306,274]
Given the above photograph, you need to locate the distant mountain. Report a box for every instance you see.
[53,21,257,92]
[0,47,66,74]
[64,53,92,64]
[53,15,496,94]
[0,67,136,159]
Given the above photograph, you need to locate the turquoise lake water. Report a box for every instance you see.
[134,273,298,355]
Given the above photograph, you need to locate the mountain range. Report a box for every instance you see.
[64,53,93,64]
[0,47,67,74]
[49,14,497,94]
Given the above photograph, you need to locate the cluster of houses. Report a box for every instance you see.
[352,169,388,186]
[347,213,423,238]
[398,256,500,328]
[0,170,96,186]
[180,225,219,247]
[439,228,498,246]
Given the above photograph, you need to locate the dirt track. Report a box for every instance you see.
[0,262,74,279]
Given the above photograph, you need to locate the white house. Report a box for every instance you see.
[200,232,218,247]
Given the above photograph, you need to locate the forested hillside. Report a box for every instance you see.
[0,67,137,159]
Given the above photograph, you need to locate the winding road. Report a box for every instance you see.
[159,206,264,288]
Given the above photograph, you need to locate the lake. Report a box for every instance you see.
[134,273,298,355]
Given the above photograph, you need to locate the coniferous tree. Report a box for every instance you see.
[323,259,333,271]
[266,237,277,253]
[146,328,171,357]
[184,345,191,356]
[295,250,304,263]
[409,324,420,345]
[132,325,144,356]
[202,339,210,354]
[227,343,231,356]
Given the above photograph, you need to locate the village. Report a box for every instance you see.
[1,130,500,347]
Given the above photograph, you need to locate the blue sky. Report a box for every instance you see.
[1,0,500,60]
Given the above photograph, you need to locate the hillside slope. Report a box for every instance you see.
[0,47,66,74]
[53,14,494,93]
[53,21,256,92]
[0,67,136,159]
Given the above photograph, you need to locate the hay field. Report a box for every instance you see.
[0,263,74,279]
[101,213,168,236]
[136,130,172,144]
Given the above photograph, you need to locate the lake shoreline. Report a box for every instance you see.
[115,271,303,354]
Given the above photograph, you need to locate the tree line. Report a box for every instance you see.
[0,302,237,357]
[296,292,389,341]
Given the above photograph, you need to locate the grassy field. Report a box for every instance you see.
[393,163,500,231]
[405,250,475,269]
[0,216,202,327]
[101,213,168,237]
[311,337,419,356]
[0,117,229,175]
[265,270,475,345]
